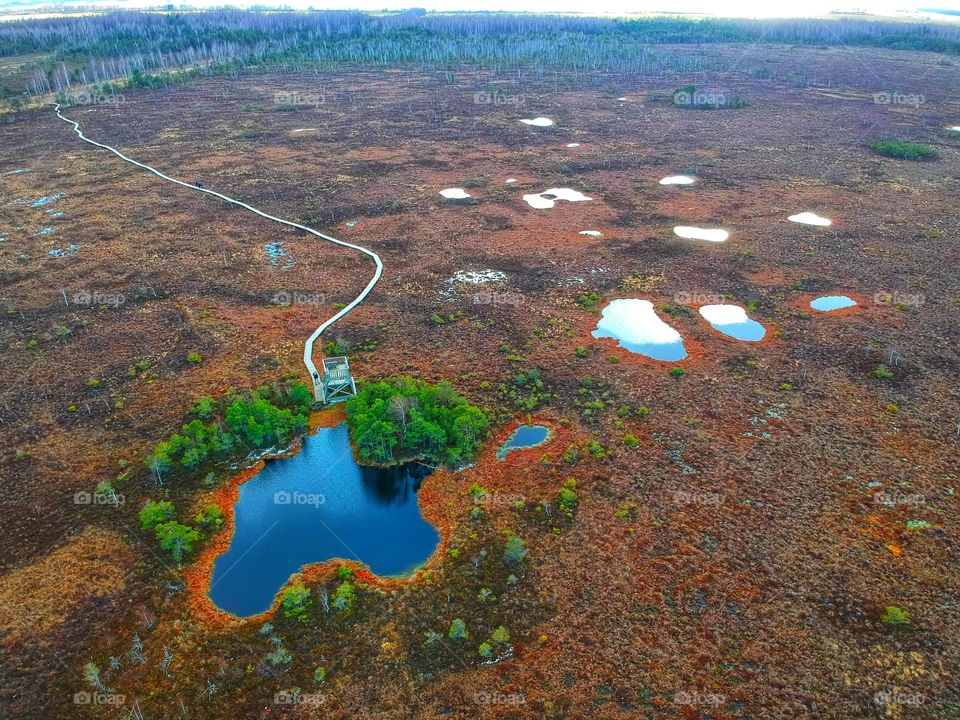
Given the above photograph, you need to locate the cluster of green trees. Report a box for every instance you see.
[139,499,222,562]
[345,377,488,466]
[146,382,313,481]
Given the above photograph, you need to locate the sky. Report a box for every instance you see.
[4,0,960,19]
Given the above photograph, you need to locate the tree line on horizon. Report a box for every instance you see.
[2,9,960,101]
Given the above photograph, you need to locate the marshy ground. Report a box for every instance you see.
[1,42,959,718]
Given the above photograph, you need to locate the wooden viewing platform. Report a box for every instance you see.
[313,356,357,404]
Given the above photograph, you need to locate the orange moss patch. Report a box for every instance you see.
[0,526,129,640]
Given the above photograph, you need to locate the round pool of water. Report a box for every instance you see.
[810,295,857,312]
[496,424,551,460]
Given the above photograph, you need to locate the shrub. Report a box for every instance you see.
[669,367,686,378]
[576,292,601,310]
[503,535,528,565]
[623,434,640,448]
[154,521,201,562]
[187,352,202,364]
[195,504,224,530]
[281,580,311,621]
[192,396,215,420]
[335,565,355,581]
[469,483,489,502]
[313,666,327,683]
[870,140,936,160]
[558,488,578,513]
[477,587,495,603]
[490,626,510,645]
[448,618,468,640]
[139,500,174,530]
[558,480,578,515]
[874,364,894,380]
[332,581,356,612]
[880,605,911,626]
[587,440,607,458]
[266,645,292,665]
[562,445,579,465]
[574,346,588,358]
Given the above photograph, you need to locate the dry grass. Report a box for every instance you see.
[0,527,128,640]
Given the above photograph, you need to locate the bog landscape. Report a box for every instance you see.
[0,8,958,719]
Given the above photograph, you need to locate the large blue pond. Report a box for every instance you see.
[209,423,439,617]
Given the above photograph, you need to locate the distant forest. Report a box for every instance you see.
[2,10,960,99]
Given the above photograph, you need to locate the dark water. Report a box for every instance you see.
[209,423,439,617]
[496,424,551,461]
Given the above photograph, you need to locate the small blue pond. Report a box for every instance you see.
[810,295,857,312]
[496,424,551,461]
[264,240,294,269]
[698,304,766,342]
[592,299,687,362]
[209,423,439,617]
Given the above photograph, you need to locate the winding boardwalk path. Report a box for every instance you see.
[54,103,383,398]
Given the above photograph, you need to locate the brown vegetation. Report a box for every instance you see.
[0,43,958,719]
